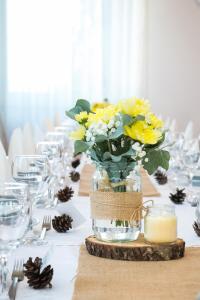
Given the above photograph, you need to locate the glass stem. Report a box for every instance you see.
[0,255,8,295]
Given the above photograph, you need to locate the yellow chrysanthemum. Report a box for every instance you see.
[147,113,164,129]
[70,126,86,140]
[118,97,150,117]
[86,105,119,127]
[124,120,162,145]
[75,111,88,123]
[91,102,110,112]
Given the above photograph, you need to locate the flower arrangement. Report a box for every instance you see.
[66,98,170,185]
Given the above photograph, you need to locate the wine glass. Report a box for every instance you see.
[11,155,51,222]
[45,132,71,185]
[0,182,29,298]
[182,139,200,206]
[36,141,63,194]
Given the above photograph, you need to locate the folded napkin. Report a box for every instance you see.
[0,140,6,157]
[184,121,193,141]
[0,152,11,182]
[8,128,24,164]
[23,123,36,155]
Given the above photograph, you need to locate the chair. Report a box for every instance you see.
[8,128,24,164]
[23,123,36,155]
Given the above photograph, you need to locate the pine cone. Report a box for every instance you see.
[169,188,186,204]
[57,186,74,202]
[71,158,80,169]
[24,257,53,289]
[193,221,200,237]
[52,214,73,233]
[70,171,80,182]
[154,170,168,185]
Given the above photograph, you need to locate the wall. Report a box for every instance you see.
[147,0,200,134]
[0,0,7,148]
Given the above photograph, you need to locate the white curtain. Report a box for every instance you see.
[5,0,147,136]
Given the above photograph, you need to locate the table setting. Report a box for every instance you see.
[1,97,200,300]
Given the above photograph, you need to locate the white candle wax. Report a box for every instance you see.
[144,215,177,243]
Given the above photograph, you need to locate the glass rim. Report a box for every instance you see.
[0,181,28,191]
[13,154,48,160]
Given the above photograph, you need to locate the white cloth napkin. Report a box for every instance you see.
[57,201,86,228]
[23,123,36,154]
[8,128,24,164]
[0,152,11,182]
[0,140,6,157]
[184,121,193,141]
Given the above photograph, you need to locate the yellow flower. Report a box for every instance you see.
[124,120,162,145]
[118,97,150,117]
[70,126,86,140]
[147,113,164,129]
[91,102,110,112]
[86,105,119,127]
[75,111,88,123]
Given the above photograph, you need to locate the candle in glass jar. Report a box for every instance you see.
[144,205,177,243]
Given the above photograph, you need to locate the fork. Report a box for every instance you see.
[8,259,24,300]
[40,215,51,240]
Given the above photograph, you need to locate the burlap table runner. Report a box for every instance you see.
[78,164,160,197]
[72,246,200,300]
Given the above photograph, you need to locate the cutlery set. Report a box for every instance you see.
[8,216,51,299]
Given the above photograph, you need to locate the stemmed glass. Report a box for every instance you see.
[0,182,29,298]
[182,139,200,206]
[11,155,51,224]
[36,141,63,193]
[45,132,70,185]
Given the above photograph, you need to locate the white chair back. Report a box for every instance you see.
[8,127,24,164]
[23,123,36,155]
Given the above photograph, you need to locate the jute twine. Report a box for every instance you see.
[90,191,151,222]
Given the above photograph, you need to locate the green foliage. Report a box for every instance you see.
[66,99,91,119]
[142,149,170,175]
[74,140,89,155]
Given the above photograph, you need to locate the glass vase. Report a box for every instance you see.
[92,166,141,243]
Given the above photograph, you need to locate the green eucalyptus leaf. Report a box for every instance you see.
[76,99,91,112]
[132,115,145,123]
[66,99,91,119]
[74,140,89,155]
[121,114,133,126]
[103,152,111,161]
[109,126,124,139]
[95,135,108,143]
[143,149,170,175]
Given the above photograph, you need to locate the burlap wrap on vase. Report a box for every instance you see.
[90,191,142,222]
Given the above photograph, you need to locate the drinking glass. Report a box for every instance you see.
[12,155,51,218]
[0,182,29,298]
[45,132,71,184]
[36,141,63,194]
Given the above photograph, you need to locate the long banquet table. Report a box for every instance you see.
[9,176,199,300]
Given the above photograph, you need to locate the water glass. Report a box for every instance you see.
[12,155,51,209]
[0,182,29,297]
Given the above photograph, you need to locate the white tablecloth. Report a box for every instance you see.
[8,179,200,300]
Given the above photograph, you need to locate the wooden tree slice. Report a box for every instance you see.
[85,234,185,261]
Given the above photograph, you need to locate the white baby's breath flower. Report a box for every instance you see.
[111,144,117,151]
[138,150,146,158]
[132,142,141,151]
[144,158,149,162]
